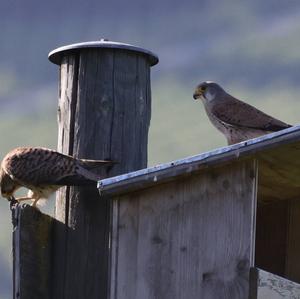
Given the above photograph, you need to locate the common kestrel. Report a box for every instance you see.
[193,81,292,145]
[0,147,114,207]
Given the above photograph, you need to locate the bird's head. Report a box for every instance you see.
[193,81,225,102]
[0,169,18,200]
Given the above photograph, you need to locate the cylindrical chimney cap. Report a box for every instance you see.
[48,39,159,66]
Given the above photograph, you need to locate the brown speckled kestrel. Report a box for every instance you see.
[193,81,292,145]
[0,147,114,207]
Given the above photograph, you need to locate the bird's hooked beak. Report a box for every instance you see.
[193,87,203,100]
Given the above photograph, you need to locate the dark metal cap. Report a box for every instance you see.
[48,39,159,66]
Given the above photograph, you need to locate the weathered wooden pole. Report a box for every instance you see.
[12,205,53,299]
[48,40,158,299]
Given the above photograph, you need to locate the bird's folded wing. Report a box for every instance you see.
[212,96,292,131]
[6,150,104,186]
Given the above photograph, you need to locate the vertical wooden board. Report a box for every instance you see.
[111,197,140,299]
[56,54,79,221]
[74,48,115,164]
[136,55,151,165]
[62,49,113,299]
[115,51,137,172]
[286,198,300,283]
[13,205,53,299]
[83,49,114,158]
[109,200,121,299]
[110,160,257,299]
[255,201,288,277]
[112,50,151,173]
[52,54,79,299]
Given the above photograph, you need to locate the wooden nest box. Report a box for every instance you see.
[12,40,300,299]
[99,126,300,299]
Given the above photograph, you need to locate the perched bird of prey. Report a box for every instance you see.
[193,81,292,145]
[0,147,114,207]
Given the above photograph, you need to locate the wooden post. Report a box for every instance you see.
[12,205,53,299]
[48,40,158,299]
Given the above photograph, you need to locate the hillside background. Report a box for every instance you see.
[1,1,300,297]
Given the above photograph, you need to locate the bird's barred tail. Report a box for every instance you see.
[77,165,101,181]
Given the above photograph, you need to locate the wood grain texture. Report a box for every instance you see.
[110,160,257,299]
[51,54,79,299]
[12,204,53,299]
[250,268,300,299]
[52,48,152,299]
[257,142,300,202]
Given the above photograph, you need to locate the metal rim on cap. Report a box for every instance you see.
[48,40,159,66]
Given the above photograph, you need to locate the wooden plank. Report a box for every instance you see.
[51,53,79,299]
[109,199,120,299]
[110,160,257,299]
[12,204,53,299]
[250,268,300,299]
[286,198,300,283]
[53,47,152,299]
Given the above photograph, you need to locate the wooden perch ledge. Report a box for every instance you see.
[98,124,300,200]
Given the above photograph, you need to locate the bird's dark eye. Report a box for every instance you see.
[201,86,206,91]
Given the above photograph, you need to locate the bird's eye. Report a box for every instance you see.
[201,86,206,91]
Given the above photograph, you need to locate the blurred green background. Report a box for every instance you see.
[1,1,300,297]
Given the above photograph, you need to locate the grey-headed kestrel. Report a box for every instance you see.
[0,147,114,207]
[193,81,292,145]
